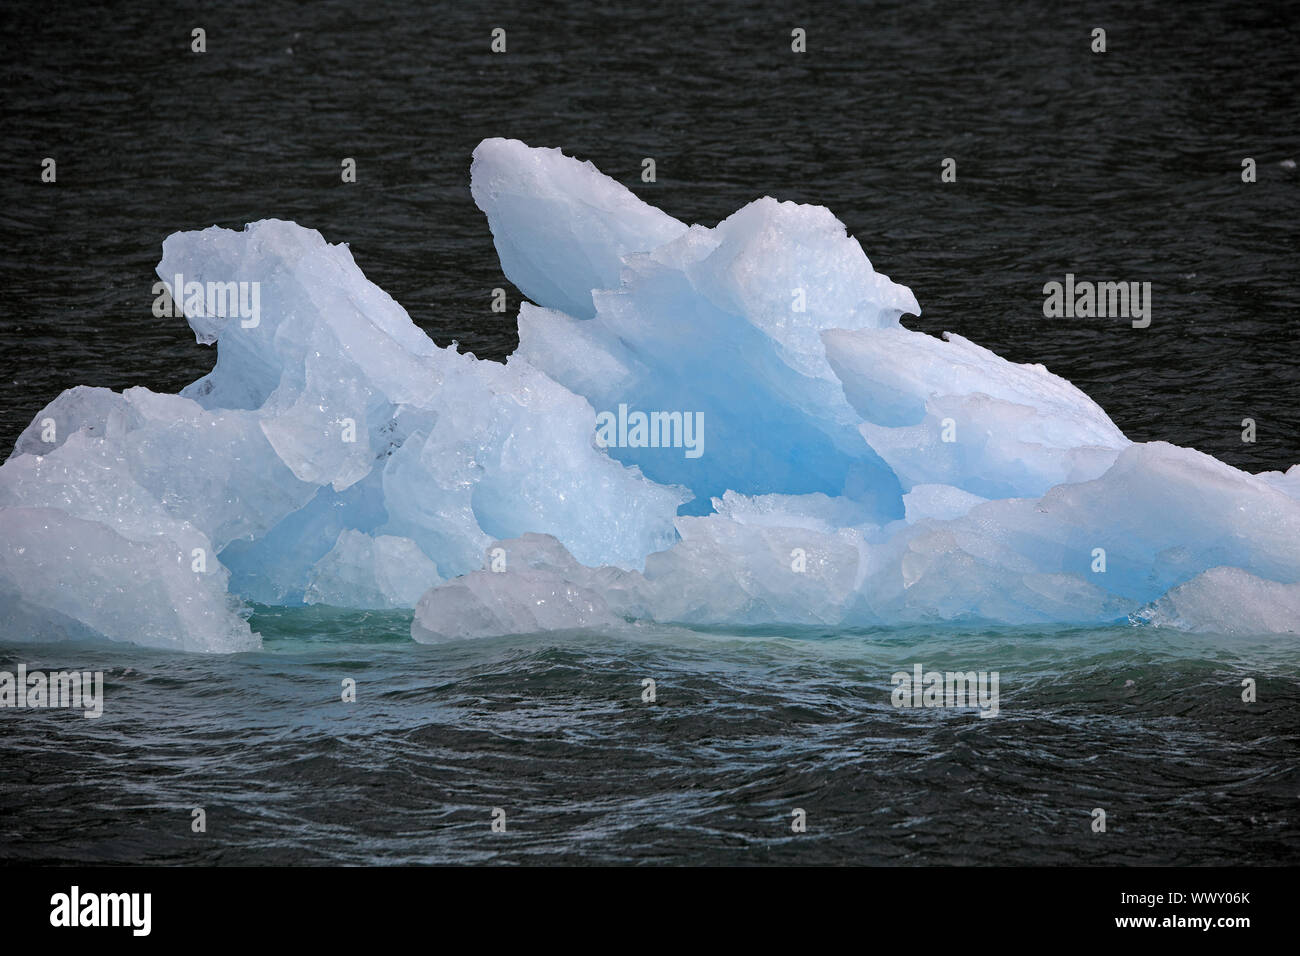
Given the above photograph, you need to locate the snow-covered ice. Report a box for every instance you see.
[3,138,1298,650]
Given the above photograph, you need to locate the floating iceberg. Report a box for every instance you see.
[2,138,1298,650]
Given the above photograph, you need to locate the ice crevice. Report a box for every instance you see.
[1,137,1297,650]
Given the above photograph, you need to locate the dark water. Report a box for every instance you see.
[2,620,1297,865]
[1,0,1298,865]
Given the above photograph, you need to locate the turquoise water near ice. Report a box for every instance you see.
[2,614,1295,864]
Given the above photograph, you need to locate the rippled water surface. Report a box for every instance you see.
[2,618,1297,865]
[0,0,1297,865]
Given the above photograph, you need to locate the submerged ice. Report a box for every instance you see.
[2,138,1298,650]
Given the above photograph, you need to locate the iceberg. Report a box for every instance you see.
[3,137,1298,650]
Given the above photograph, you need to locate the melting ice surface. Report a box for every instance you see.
[2,138,1299,651]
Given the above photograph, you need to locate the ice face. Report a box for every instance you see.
[0,388,305,652]
[824,328,1129,498]
[3,137,1298,649]
[427,440,1300,636]
[509,192,920,520]
[0,214,683,650]
[1133,567,1300,635]
[410,533,639,643]
[0,506,257,653]
[304,530,441,610]
[857,441,1300,626]
[470,137,689,320]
